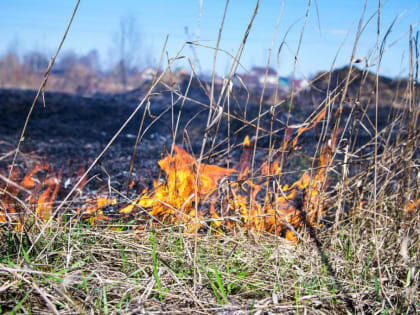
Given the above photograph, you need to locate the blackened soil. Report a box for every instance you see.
[0,87,399,197]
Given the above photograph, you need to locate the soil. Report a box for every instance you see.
[0,71,402,204]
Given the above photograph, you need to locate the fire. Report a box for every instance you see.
[216,135,334,241]
[290,108,326,149]
[118,125,336,242]
[78,196,116,225]
[124,146,236,232]
[0,107,337,243]
[0,163,62,230]
[0,167,21,225]
[406,199,419,213]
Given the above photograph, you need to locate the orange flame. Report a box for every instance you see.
[0,163,61,228]
[406,199,419,213]
[35,169,61,220]
[118,125,336,242]
[0,107,338,242]
[124,146,236,232]
[291,108,326,149]
[78,196,116,225]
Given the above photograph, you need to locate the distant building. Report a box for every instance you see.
[278,77,290,93]
[291,79,310,91]
[250,66,278,87]
[234,67,313,96]
[236,67,292,93]
[141,68,157,81]
[237,72,259,88]
[175,67,189,77]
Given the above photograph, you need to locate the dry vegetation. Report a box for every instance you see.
[0,0,419,314]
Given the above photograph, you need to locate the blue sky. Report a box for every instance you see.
[0,0,419,78]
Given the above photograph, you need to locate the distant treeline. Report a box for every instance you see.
[0,49,148,96]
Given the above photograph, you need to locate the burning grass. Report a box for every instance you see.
[0,111,336,243]
[0,69,419,313]
[0,0,419,312]
[0,103,418,313]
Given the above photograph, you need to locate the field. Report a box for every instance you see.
[0,1,419,314]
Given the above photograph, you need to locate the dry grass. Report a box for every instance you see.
[0,205,418,313]
[1,0,419,313]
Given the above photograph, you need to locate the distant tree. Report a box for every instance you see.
[23,51,49,73]
[0,52,23,87]
[113,15,141,90]
[78,49,101,73]
[56,50,78,73]
[0,39,24,87]
[65,63,98,95]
